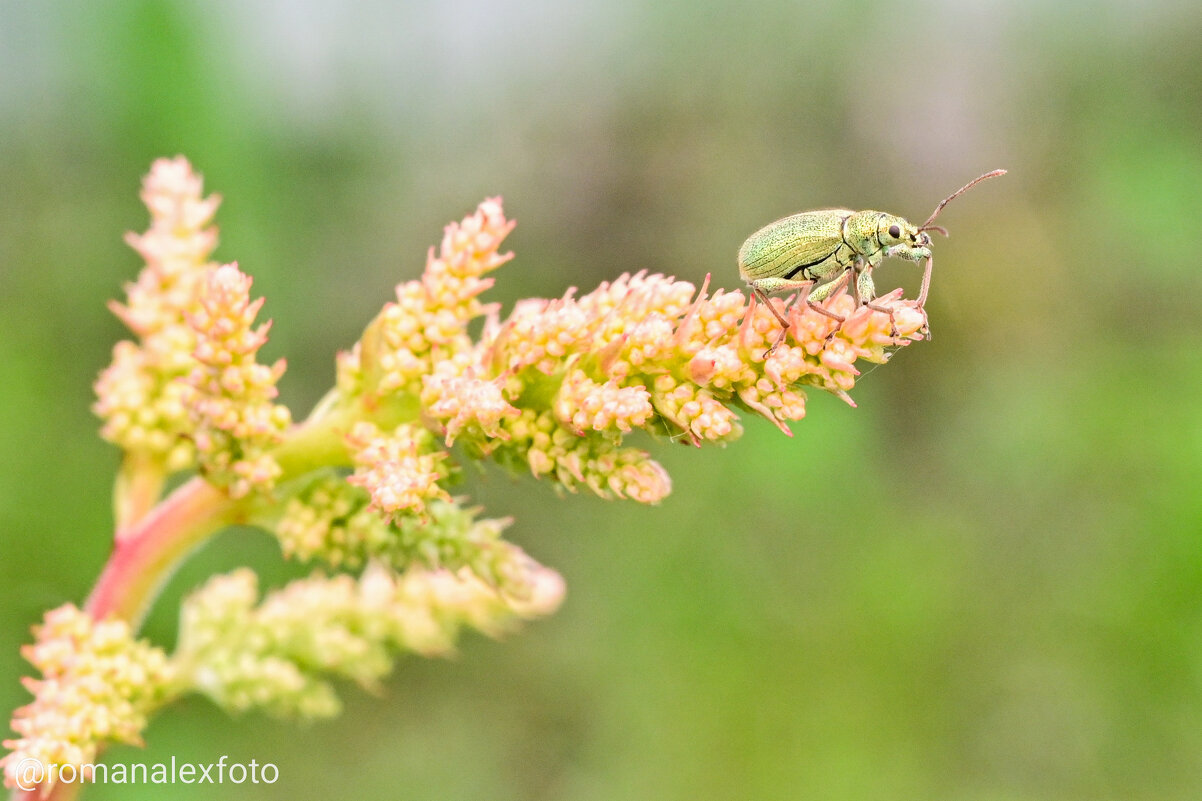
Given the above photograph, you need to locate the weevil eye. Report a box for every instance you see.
[888,224,901,238]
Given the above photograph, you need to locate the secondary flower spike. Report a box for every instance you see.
[93,157,224,472]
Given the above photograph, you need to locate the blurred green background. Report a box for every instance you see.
[3,1,1202,799]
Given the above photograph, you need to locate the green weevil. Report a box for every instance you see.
[738,169,1006,352]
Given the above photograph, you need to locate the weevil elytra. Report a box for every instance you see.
[738,169,1006,353]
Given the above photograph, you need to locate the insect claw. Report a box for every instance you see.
[910,303,932,340]
[761,328,790,360]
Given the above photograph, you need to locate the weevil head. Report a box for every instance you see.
[877,215,932,262]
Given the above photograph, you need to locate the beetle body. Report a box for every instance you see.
[738,209,931,305]
[737,169,1006,355]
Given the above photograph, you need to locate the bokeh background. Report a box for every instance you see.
[3,1,1202,799]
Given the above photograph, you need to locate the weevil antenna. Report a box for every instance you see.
[919,169,1006,231]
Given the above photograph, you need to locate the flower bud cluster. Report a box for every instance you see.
[185,264,291,497]
[93,157,222,471]
[421,360,520,445]
[553,370,654,434]
[1,606,174,791]
[346,422,451,521]
[485,408,673,502]
[274,475,531,589]
[361,198,514,397]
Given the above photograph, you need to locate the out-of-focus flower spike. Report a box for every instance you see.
[173,560,562,719]
[94,157,225,475]
[1,606,174,792]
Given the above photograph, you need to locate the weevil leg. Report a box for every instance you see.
[750,286,796,358]
[764,329,789,358]
[804,271,847,304]
[851,264,897,337]
[805,273,850,318]
[803,272,851,344]
[911,255,933,339]
[805,299,845,323]
[864,300,900,339]
[916,255,933,308]
[751,275,851,356]
[751,285,793,329]
[855,265,876,308]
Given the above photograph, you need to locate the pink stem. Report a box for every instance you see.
[86,477,235,625]
[8,480,234,801]
[9,408,355,801]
